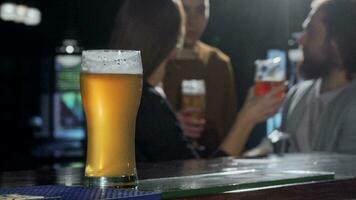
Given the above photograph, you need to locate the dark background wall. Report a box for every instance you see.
[0,0,311,170]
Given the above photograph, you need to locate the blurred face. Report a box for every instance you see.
[298,9,339,79]
[182,0,209,47]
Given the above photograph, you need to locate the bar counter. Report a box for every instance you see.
[1,153,356,199]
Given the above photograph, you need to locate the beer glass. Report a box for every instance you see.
[80,50,142,188]
[254,57,285,97]
[181,80,206,120]
[181,80,206,151]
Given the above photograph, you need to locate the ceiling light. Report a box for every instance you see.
[0,2,16,21]
[14,4,28,23]
[24,7,41,26]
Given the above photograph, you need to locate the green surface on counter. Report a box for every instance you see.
[138,169,334,199]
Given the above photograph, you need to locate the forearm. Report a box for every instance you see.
[219,115,255,157]
[219,84,285,157]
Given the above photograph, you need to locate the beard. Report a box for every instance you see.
[299,42,338,80]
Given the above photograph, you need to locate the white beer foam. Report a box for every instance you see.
[182,80,206,95]
[81,50,143,74]
[254,57,285,81]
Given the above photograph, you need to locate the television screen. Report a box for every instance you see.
[53,55,84,140]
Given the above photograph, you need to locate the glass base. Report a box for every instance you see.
[85,175,137,188]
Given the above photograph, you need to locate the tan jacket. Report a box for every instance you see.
[163,41,238,154]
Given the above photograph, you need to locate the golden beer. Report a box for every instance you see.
[182,94,205,119]
[80,50,142,188]
[181,80,206,120]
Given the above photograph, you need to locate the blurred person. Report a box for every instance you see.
[283,0,356,153]
[110,0,284,162]
[247,0,356,156]
[163,0,238,156]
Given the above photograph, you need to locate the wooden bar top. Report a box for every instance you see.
[1,153,356,199]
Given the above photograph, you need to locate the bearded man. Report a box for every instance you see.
[280,0,356,153]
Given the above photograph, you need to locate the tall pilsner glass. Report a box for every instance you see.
[80,50,142,188]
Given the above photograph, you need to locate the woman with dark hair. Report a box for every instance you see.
[110,0,284,162]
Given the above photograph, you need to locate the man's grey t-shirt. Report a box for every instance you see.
[292,79,345,152]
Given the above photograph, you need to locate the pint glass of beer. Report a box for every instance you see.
[254,57,285,97]
[181,80,206,120]
[80,50,142,188]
